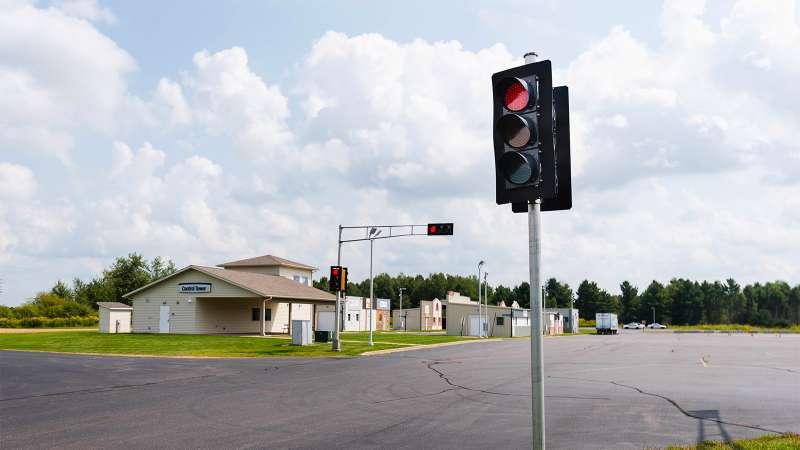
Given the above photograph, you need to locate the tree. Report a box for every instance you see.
[667,279,703,325]
[513,282,531,309]
[619,281,639,323]
[149,256,177,281]
[639,280,669,324]
[50,280,73,300]
[545,278,573,308]
[574,280,605,319]
[494,285,514,305]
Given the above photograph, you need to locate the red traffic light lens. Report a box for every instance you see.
[504,79,529,111]
[429,225,437,234]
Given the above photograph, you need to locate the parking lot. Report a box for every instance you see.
[1,331,798,449]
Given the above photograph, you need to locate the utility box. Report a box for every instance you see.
[292,320,312,345]
[314,330,332,343]
[97,302,133,333]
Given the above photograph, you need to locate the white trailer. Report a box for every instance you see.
[595,313,618,335]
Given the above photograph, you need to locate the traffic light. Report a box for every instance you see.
[427,223,454,235]
[512,85,572,213]
[329,266,348,292]
[492,60,555,205]
[329,266,342,292]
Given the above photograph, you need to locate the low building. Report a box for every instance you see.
[124,255,335,335]
[341,296,391,331]
[545,308,579,333]
[445,302,531,337]
[392,298,443,331]
[97,302,132,333]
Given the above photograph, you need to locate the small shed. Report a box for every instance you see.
[97,302,133,333]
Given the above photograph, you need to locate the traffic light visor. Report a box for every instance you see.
[504,78,530,111]
[500,152,540,185]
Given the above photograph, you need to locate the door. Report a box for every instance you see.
[159,305,170,333]
[468,315,481,337]
[316,311,334,332]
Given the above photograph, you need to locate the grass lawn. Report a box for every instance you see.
[669,324,800,333]
[0,330,474,358]
[663,433,800,449]
[339,331,473,345]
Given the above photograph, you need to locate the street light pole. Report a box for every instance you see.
[368,227,381,346]
[333,225,343,352]
[652,307,655,325]
[484,272,489,336]
[398,287,406,331]
[477,260,485,338]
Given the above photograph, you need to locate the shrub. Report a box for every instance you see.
[579,318,596,327]
[0,316,98,328]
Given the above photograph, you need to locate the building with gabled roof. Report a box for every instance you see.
[125,255,334,335]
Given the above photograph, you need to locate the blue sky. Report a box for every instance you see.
[1,0,799,306]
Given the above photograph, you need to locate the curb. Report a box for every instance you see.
[361,337,502,356]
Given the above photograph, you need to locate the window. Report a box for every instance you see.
[356,313,360,321]
[497,317,505,326]
[264,308,271,321]
[435,303,439,311]
[301,276,309,285]
[293,275,301,282]
[347,314,351,321]
[252,308,260,321]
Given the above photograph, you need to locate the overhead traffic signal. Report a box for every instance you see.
[427,223,454,235]
[329,266,341,292]
[492,60,555,205]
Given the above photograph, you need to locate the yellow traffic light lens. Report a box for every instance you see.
[499,114,534,148]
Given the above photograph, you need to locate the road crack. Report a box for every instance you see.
[0,373,222,402]
[548,375,789,435]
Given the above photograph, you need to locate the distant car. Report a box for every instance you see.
[647,323,667,329]
[623,322,644,329]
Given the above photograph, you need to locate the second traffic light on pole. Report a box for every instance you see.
[427,223,454,236]
[491,60,555,205]
[329,266,348,293]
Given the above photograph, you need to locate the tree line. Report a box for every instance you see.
[315,274,800,327]
[0,254,176,320]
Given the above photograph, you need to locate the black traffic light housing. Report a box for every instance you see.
[329,266,341,292]
[329,266,349,292]
[492,60,555,205]
[512,85,572,213]
[427,223,454,235]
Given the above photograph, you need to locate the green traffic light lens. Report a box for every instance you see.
[500,152,540,185]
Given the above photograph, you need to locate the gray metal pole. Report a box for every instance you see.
[529,199,545,450]
[369,237,374,346]
[333,225,343,351]
[477,262,483,338]
[525,50,545,450]
[652,307,655,325]
[398,287,405,330]
[484,272,489,336]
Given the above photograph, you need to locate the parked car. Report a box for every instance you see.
[647,322,668,329]
[623,322,644,329]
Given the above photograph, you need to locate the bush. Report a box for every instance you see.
[0,316,98,328]
[579,318,596,327]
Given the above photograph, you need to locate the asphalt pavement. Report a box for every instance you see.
[1,331,798,449]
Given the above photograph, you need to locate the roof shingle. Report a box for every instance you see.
[216,255,318,271]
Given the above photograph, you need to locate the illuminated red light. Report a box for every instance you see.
[504,80,529,111]
[429,225,437,234]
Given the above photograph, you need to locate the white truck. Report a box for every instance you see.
[595,313,619,335]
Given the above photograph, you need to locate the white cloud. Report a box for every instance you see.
[0,1,139,164]
[50,0,117,24]
[2,1,800,307]
[0,162,36,200]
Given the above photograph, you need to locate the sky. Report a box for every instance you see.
[1,0,799,306]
